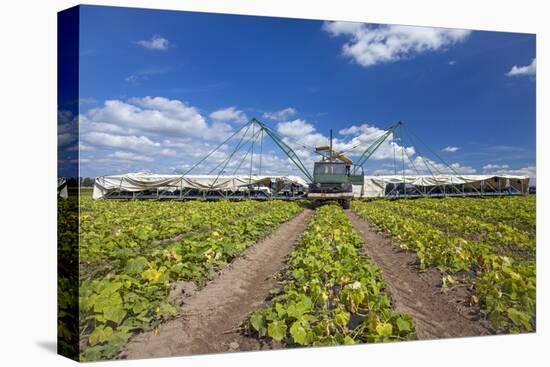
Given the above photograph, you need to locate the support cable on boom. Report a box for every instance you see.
[208,122,253,176]
[249,124,256,183]
[183,120,252,176]
[339,130,389,155]
[403,127,438,177]
[400,124,406,191]
[259,129,264,175]
[403,126,463,195]
[392,131,397,175]
[401,129,420,175]
[232,128,263,175]
[252,118,314,182]
[209,123,256,188]
[408,128,460,175]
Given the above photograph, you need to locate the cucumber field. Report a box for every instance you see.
[58,192,536,361]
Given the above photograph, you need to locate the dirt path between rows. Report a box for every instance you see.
[346,210,493,340]
[120,209,314,360]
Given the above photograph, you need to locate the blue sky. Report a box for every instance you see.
[66,5,536,181]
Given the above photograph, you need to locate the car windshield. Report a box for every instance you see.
[314,163,347,175]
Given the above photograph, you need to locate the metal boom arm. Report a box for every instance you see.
[251,118,314,182]
[352,121,403,175]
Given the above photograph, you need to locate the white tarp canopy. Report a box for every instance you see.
[57,177,68,199]
[355,174,530,198]
[93,172,308,199]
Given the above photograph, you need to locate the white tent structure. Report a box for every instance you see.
[57,177,68,199]
[93,172,308,200]
[93,172,529,200]
[354,174,530,198]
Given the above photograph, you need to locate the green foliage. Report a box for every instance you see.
[352,197,536,333]
[268,320,288,341]
[89,325,114,346]
[57,197,80,359]
[476,255,535,332]
[246,204,416,346]
[126,256,148,275]
[77,197,303,361]
[395,317,411,332]
[290,321,308,345]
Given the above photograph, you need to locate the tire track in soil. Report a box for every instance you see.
[120,209,314,360]
[346,210,493,340]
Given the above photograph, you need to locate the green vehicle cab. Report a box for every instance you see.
[310,161,364,193]
[308,161,364,209]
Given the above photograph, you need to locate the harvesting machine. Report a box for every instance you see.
[93,118,530,201]
[306,123,401,208]
[250,118,402,208]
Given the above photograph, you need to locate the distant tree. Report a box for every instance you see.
[80,177,95,187]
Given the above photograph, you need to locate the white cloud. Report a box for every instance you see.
[110,151,154,162]
[58,132,76,147]
[502,166,536,183]
[79,115,134,135]
[160,148,177,157]
[277,119,316,138]
[78,97,483,181]
[482,165,536,185]
[274,121,421,177]
[86,97,214,139]
[339,124,384,136]
[506,58,536,77]
[84,132,161,153]
[125,74,138,83]
[124,66,173,84]
[263,107,297,121]
[448,60,456,65]
[411,156,476,175]
[442,146,460,152]
[447,162,476,174]
[209,107,248,124]
[67,142,94,152]
[323,21,364,35]
[79,142,95,152]
[482,164,509,170]
[79,96,242,176]
[335,124,415,161]
[136,35,170,50]
[323,22,471,67]
[336,124,475,174]
[207,122,234,140]
[58,110,78,147]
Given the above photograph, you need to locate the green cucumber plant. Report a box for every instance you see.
[247,203,416,346]
[77,197,303,361]
[352,197,535,334]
